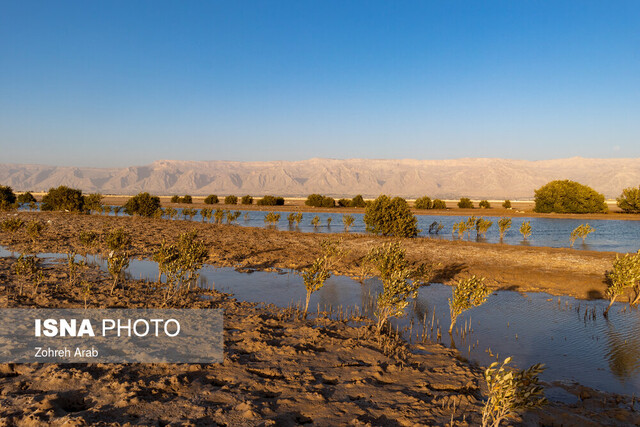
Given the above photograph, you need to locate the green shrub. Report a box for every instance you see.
[458,198,474,209]
[171,195,180,203]
[264,212,280,224]
[617,186,640,213]
[0,185,17,210]
[449,275,490,334]
[351,195,366,208]
[204,195,219,204]
[479,200,491,209]
[367,242,429,332]
[605,250,640,315]
[241,195,253,205]
[305,194,324,207]
[301,256,331,318]
[498,218,512,240]
[414,196,432,209]
[123,192,161,217]
[305,194,335,207]
[181,195,192,204]
[105,228,131,294]
[41,186,85,212]
[570,224,594,247]
[475,218,493,238]
[17,191,36,204]
[534,180,607,213]
[224,195,238,205]
[1,218,24,232]
[342,214,355,231]
[84,193,103,212]
[257,195,284,206]
[482,357,547,427]
[338,198,351,207]
[519,221,532,240]
[364,195,419,238]
[311,215,320,228]
[432,199,446,209]
[322,197,335,208]
[502,200,512,209]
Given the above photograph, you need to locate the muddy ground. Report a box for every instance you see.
[0,248,638,426]
[0,211,625,300]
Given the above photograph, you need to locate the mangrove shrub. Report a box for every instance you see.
[533,180,607,213]
[364,195,419,237]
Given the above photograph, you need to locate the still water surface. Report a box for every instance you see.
[3,243,639,396]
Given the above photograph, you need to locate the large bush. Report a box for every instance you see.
[414,196,432,209]
[123,192,161,217]
[534,180,607,213]
[351,195,366,208]
[257,195,285,206]
[204,195,219,204]
[364,195,419,237]
[458,198,474,209]
[432,199,447,209]
[224,195,238,205]
[41,186,85,212]
[241,195,253,205]
[0,185,17,209]
[617,186,640,213]
[17,191,36,204]
[305,194,335,208]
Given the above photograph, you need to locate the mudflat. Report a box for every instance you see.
[0,211,620,300]
[0,233,637,425]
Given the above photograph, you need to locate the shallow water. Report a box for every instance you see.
[4,244,637,396]
[126,207,640,253]
[15,204,640,252]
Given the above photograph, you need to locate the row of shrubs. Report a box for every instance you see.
[3,180,640,216]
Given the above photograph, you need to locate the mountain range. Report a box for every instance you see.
[1,157,638,199]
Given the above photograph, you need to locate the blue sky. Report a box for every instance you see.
[1,1,639,167]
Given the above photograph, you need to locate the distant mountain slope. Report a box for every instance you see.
[1,157,639,199]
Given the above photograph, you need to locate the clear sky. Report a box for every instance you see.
[1,1,639,167]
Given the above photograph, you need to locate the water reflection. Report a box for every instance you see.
[605,321,640,381]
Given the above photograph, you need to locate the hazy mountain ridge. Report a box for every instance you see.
[1,158,639,199]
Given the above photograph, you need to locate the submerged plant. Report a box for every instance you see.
[452,221,467,239]
[214,208,225,224]
[342,214,355,231]
[226,210,241,224]
[264,212,280,225]
[475,218,493,239]
[165,207,178,220]
[428,221,443,234]
[519,221,532,241]
[482,357,547,427]
[448,275,490,334]
[570,223,595,247]
[498,218,512,241]
[287,212,297,226]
